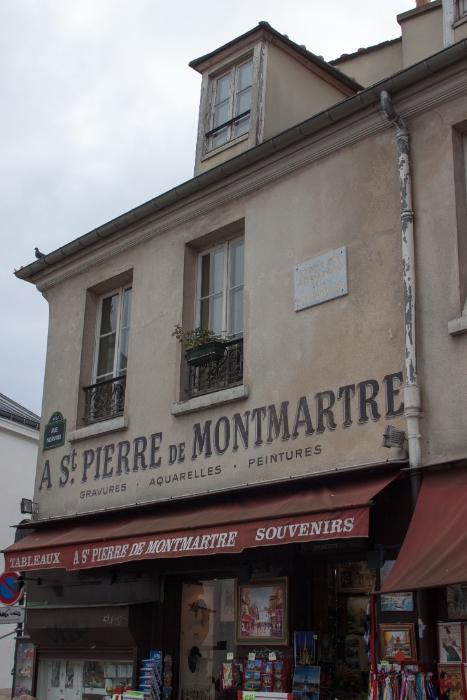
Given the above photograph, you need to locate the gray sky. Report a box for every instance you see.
[1,0,411,417]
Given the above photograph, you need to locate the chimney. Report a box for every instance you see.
[416,0,431,6]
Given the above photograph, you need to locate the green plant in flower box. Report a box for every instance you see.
[172,325,227,366]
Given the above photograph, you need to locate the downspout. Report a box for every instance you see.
[380,91,422,508]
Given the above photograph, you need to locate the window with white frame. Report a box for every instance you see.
[94,285,132,383]
[459,0,467,17]
[197,238,244,338]
[207,59,253,151]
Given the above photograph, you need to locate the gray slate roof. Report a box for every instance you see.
[0,393,40,430]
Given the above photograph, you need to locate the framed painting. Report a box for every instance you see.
[438,622,464,663]
[379,624,417,661]
[439,664,465,700]
[347,596,368,634]
[337,562,376,594]
[234,577,288,645]
[447,585,467,621]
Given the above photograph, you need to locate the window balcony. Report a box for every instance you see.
[188,337,243,397]
[83,375,126,424]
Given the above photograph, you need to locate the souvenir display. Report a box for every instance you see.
[379,624,417,661]
[439,664,465,700]
[374,667,438,700]
[292,664,320,700]
[294,632,318,666]
[447,586,467,621]
[235,577,288,645]
[337,562,376,594]
[438,623,464,663]
[139,652,162,700]
[221,663,233,689]
[380,561,413,612]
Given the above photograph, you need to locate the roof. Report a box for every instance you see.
[14,37,467,283]
[330,37,402,65]
[189,21,362,93]
[0,392,40,430]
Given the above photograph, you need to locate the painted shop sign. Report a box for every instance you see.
[294,247,347,311]
[4,506,369,572]
[35,371,404,513]
[43,411,66,450]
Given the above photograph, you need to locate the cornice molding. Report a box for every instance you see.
[34,62,467,293]
[0,416,40,442]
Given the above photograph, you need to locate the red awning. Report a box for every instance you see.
[3,472,397,573]
[381,467,467,593]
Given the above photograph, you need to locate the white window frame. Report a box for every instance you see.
[459,0,467,18]
[195,236,244,339]
[93,284,132,384]
[206,58,254,153]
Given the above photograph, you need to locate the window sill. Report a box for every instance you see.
[202,132,249,161]
[448,315,467,335]
[453,15,467,28]
[67,416,129,443]
[171,384,248,417]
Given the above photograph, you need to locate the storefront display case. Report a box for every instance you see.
[12,636,36,697]
[36,656,135,700]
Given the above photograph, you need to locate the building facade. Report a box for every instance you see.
[6,2,467,700]
[0,394,39,696]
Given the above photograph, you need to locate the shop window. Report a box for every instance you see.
[36,658,134,700]
[83,285,132,424]
[179,579,236,700]
[206,60,253,152]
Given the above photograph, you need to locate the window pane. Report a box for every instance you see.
[118,327,129,372]
[237,60,253,91]
[201,254,211,298]
[121,288,132,329]
[233,114,250,138]
[210,248,224,294]
[97,333,116,378]
[229,287,244,335]
[236,87,251,116]
[215,73,231,104]
[100,294,119,335]
[212,126,228,149]
[230,240,244,287]
[213,101,229,128]
[200,298,210,331]
[210,293,223,334]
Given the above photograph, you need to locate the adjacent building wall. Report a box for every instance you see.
[263,43,350,138]
[0,417,38,692]
[331,40,403,88]
[399,1,443,68]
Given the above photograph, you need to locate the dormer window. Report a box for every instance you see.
[208,59,253,150]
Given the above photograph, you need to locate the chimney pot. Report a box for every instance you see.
[416,0,431,6]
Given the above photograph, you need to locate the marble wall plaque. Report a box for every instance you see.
[294,246,347,311]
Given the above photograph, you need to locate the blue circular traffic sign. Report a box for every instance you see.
[0,572,23,605]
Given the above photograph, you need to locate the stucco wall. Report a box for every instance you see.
[0,420,38,688]
[263,43,349,140]
[333,40,403,88]
[400,5,443,68]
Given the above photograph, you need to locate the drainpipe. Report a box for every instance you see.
[380,91,422,508]
[380,91,436,670]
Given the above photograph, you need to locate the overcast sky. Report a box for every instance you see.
[1,0,412,417]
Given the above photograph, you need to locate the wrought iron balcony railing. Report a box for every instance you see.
[188,337,243,397]
[83,375,126,424]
